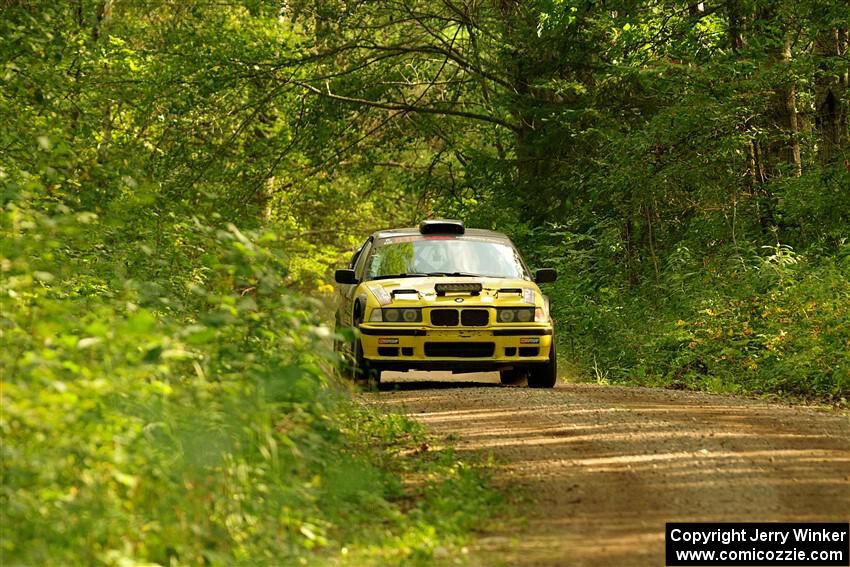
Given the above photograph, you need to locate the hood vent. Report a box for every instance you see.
[497,288,523,295]
[391,288,420,298]
[435,282,482,296]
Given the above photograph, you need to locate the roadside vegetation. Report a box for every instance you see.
[1,3,499,564]
[1,0,847,563]
[535,228,850,402]
[1,202,499,565]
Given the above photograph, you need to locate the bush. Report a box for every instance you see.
[2,197,332,564]
[534,220,849,403]
[1,198,499,565]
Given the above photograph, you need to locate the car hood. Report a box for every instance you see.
[363,276,539,306]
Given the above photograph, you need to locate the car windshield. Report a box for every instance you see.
[365,237,528,280]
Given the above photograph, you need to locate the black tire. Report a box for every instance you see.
[333,323,356,380]
[350,304,379,385]
[337,349,354,380]
[353,337,380,385]
[333,334,349,380]
[528,343,557,388]
[499,368,526,385]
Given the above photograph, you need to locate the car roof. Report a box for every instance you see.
[371,227,512,242]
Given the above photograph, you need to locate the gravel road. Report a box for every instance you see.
[363,372,850,567]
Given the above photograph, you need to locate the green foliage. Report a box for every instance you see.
[2,200,327,564]
[1,2,501,563]
[537,221,850,402]
[333,410,502,566]
[1,199,499,564]
[654,246,850,400]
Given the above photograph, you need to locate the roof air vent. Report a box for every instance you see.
[418,219,465,235]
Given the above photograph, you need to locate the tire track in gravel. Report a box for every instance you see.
[363,372,850,567]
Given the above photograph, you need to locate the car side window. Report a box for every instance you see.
[353,239,372,279]
[349,248,362,269]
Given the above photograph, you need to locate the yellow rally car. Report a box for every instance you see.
[333,219,558,388]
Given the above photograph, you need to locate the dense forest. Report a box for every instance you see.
[2,0,848,564]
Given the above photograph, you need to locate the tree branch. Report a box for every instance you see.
[293,81,519,132]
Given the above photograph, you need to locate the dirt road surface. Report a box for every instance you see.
[364,372,850,566]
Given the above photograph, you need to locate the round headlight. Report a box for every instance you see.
[402,309,418,322]
[384,309,400,322]
[517,309,533,322]
[498,309,515,322]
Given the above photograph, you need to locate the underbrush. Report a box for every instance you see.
[332,410,502,566]
[536,225,850,404]
[1,200,499,565]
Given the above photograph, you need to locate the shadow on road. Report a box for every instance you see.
[376,370,505,391]
[377,380,503,391]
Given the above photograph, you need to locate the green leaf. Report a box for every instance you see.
[142,345,163,363]
[126,310,156,335]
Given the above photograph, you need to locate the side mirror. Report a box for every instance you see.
[335,269,359,285]
[534,268,557,284]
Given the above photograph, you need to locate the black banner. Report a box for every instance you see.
[666,523,849,566]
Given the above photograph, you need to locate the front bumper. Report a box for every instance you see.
[359,324,553,370]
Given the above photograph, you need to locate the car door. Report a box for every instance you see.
[337,237,373,329]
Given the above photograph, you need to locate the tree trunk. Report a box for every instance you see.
[624,217,641,287]
[784,36,802,178]
[760,5,801,180]
[766,36,802,177]
[726,0,745,52]
[814,27,849,165]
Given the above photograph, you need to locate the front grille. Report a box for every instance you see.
[378,347,399,357]
[424,342,495,358]
[519,347,539,357]
[431,309,491,327]
[460,309,489,326]
[430,309,459,326]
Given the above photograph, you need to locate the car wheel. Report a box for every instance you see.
[499,368,526,385]
[337,348,354,380]
[528,343,557,389]
[333,322,357,380]
[353,337,380,385]
[333,331,350,379]
[351,306,378,385]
